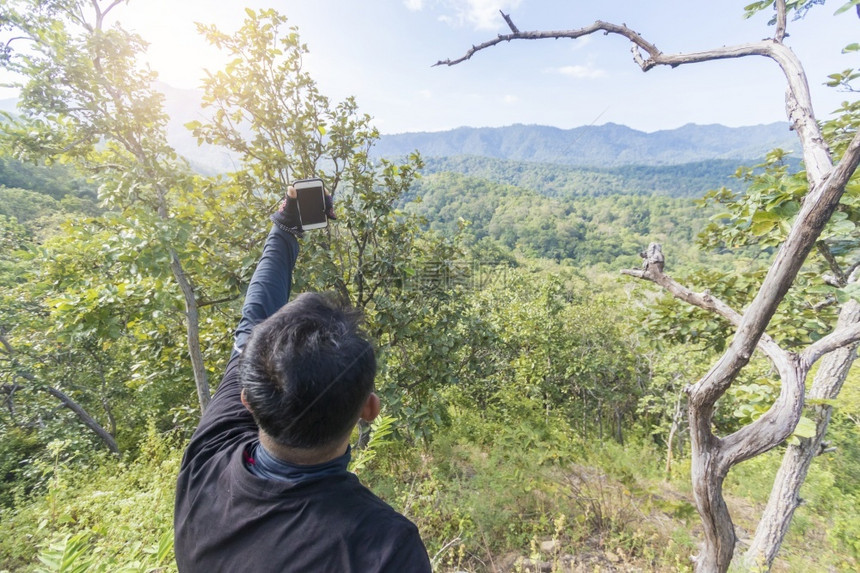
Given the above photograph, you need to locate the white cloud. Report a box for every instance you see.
[403,0,424,11]
[571,35,593,51]
[553,65,606,79]
[418,89,433,99]
[433,0,523,31]
[502,94,518,104]
[462,0,523,30]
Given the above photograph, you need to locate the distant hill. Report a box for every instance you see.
[418,156,762,199]
[157,82,241,175]
[1,85,239,176]
[375,123,798,168]
[0,98,15,114]
[3,86,799,173]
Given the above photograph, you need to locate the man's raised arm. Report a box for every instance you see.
[232,186,302,357]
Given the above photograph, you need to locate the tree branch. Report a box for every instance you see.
[435,21,774,71]
[621,244,786,364]
[0,333,13,356]
[499,10,519,34]
[197,294,240,308]
[803,320,860,366]
[816,241,847,286]
[0,333,120,454]
[774,0,787,43]
[689,128,860,408]
[718,351,804,468]
[43,384,120,455]
[435,10,833,184]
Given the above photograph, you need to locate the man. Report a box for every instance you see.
[174,186,432,572]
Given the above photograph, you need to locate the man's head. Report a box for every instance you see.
[240,292,377,450]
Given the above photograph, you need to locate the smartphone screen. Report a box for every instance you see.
[293,179,328,229]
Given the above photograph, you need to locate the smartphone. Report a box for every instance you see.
[292,178,328,230]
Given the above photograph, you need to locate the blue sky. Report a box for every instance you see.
[7,1,860,134]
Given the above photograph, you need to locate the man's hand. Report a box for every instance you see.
[324,191,336,220]
[270,185,303,238]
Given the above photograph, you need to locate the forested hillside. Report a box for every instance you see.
[403,171,712,268]
[419,156,751,198]
[2,90,798,176]
[0,157,96,201]
[373,122,798,167]
[1,2,858,573]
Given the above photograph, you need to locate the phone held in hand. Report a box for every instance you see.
[293,178,328,230]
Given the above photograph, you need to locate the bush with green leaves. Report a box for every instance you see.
[0,426,179,572]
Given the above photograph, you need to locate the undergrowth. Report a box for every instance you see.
[1,405,857,572]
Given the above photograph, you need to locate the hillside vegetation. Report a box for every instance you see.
[419,156,750,198]
[1,3,858,573]
[372,122,798,167]
[2,143,858,572]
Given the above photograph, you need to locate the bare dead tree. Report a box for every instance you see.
[744,293,860,569]
[437,3,860,571]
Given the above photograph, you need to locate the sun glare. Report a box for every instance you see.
[119,0,233,89]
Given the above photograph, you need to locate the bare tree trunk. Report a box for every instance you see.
[743,300,860,570]
[689,349,809,573]
[169,250,210,412]
[436,6,860,571]
[689,411,736,573]
[154,188,210,413]
[597,407,603,442]
[665,391,684,479]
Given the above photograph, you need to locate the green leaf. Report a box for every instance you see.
[806,397,839,408]
[829,219,855,236]
[750,219,777,235]
[836,283,860,304]
[793,416,818,440]
[834,0,860,16]
[752,210,781,222]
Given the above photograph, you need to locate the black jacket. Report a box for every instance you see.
[174,357,432,572]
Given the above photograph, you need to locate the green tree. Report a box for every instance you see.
[0,0,216,413]
[0,213,122,468]
[191,8,470,438]
[437,2,860,570]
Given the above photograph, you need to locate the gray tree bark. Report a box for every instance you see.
[665,390,684,479]
[167,239,210,412]
[437,4,860,571]
[742,300,860,570]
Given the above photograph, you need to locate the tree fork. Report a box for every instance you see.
[743,299,860,569]
[437,3,860,569]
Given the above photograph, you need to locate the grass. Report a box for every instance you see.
[1,410,857,572]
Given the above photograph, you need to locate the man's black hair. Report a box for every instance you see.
[240,292,377,449]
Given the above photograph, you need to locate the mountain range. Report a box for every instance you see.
[374,122,798,168]
[1,84,800,173]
